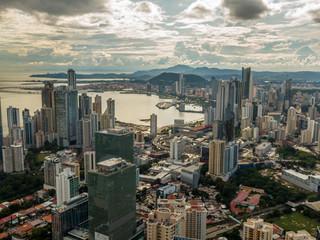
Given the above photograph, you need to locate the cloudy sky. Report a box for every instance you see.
[0,0,320,74]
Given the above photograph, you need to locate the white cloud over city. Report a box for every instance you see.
[0,0,320,73]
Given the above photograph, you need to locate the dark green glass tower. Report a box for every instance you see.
[88,158,136,240]
[95,128,134,163]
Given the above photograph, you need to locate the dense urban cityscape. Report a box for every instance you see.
[0,66,320,240]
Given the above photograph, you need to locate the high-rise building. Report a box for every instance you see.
[63,161,81,183]
[286,107,297,137]
[41,81,54,108]
[11,141,24,172]
[212,77,220,100]
[170,137,185,161]
[23,112,35,149]
[54,86,78,146]
[56,168,79,206]
[2,146,13,173]
[283,79,293,110]
[67,69,76,90]
[106,98,115,128]
[84,151,96,184]
[242,67,254,100]
[88,158,136,240]
[178,73,186,96]
[185,200,207,240]
[243,218,273,240]
[208,140,225,176]
[0,98,2,162]
[7,106,20,129]
[82,116,91,152]
[146,208,181,240]
[204,107,216,125]
[92,95,102,115]
[52,193,88,240]
[150,113,157,137]
[32,110,41,133]
[90,112,99,149]
[40,107,54,133]
[95,128,134,163]
[35,130,45,148]
[79,93,92,119]
[44,155,62,189]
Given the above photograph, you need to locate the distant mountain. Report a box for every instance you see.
[30,65,320,82]
[148,72,207,87]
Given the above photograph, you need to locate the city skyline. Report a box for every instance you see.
[0,0,320,75]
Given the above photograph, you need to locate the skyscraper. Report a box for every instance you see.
[208,140,225,176]
[170,137,185,161]
[107,98,115,128]
[67,69,76,90]
[242,67,254,100]
[79,93,92,119]
[93,95,102,115]
[286,107,297,137]
[11,141,24,172]
[212,77,220,100]
[2,146,13,173]
[150,113,157,137]
[82,116,91,152]
[7,106,20,129]
[84,151,96,184]
[23,111,35,149]
[178,73,185,96]
[41,81,54,108]
[56,168,79,206]
[95,128,134,163]
[0,98,3,162]
[54,86,78,146]
[88,158,136,240]
[41,107,54,133]
[44,155,62,189]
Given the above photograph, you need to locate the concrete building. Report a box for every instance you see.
[106,98,115,128]
[63,161,81,183]
[170,137,185,161]
[150,113,157,137]
[2,146,13,173]
[146,208,181,240]
[255,142,272,157]
[208,140,225,176]
[286,107,297,137]
[88,158,136,240]
[92,95,102,115]
[204,107,216,125]
[56,168,79,206]
[185,200,207,240]
[243,218,273,240]
[44,155,62,189]
[178,73,186,96]
[40,107,54,133]
[11,141,24,172]
[84,150,96,184]
[282,169,320,193]
[285,230,315,240]
[35,130,45,148]
[180,165,201,188]
[23,112,35,149]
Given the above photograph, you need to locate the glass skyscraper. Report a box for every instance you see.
[95,128,134,163]
[88,158,136,240]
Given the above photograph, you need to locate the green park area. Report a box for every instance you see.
[272,212,319,237]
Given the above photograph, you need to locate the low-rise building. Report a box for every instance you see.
[282,169,320,193]
[255,142,272,157]
[285,230,315,240]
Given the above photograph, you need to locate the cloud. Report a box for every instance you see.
[222,0,268,20]
[0,0,108,16]
[309,8,320,23]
